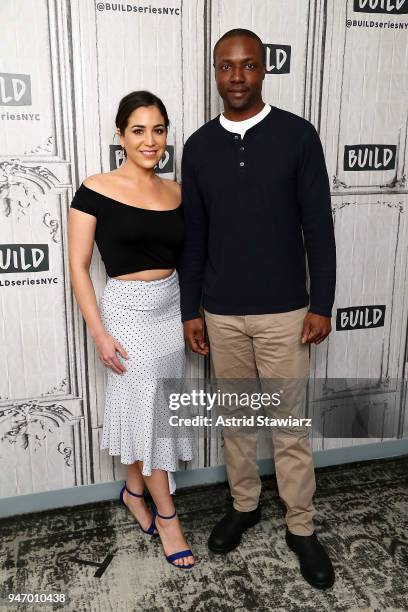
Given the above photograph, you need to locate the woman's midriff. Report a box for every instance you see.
[112,269,174,282]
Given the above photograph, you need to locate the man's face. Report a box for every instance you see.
[214,36,266,112]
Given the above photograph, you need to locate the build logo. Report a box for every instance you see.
[263,45,291,74]
[109,145,174,173]
[344,145,396,171]
[336,305,386,331]
[353,0,408,13]
[0,73,31,106]
[0,245,49,273]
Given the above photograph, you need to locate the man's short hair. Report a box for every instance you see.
[213,28,266,66]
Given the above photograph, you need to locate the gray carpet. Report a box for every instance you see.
[1,457,407,612]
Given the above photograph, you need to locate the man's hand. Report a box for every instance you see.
[301,312,332,345]
[183,317,209,356]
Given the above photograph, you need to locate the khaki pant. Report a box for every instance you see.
[204,307,316,536]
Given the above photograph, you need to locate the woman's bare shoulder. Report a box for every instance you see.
[160,177,181,198]
[83,171,122,189]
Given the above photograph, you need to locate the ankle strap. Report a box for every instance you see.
[124,484,143,498]
[156,509,177,520]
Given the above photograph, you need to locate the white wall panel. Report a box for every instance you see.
[0,1,57,158]
[310,193,408,451]
[320,0,408,193]
[0,0,89,497]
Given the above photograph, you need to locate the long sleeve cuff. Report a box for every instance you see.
[179,281,202,322]
[309,303,333,318]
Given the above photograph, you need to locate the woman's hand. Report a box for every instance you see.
[94,331,129,374]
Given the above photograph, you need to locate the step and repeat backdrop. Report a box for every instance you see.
[0,0,407,497]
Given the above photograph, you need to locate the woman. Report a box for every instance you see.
[68,91,195,569]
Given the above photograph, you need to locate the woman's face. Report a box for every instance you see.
[119,105,167,169]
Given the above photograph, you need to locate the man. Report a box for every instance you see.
[178,28,336,589]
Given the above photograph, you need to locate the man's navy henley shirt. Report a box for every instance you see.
[178,105,336,321]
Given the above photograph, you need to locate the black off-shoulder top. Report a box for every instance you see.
[70,183,184,277]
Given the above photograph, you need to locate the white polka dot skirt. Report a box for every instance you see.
[99,270,194,493]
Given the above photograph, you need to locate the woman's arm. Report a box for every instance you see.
[68,208,128,374]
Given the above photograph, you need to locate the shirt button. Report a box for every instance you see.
[234,134,239,140]
[239,162,245,167]
[240,146,245,151]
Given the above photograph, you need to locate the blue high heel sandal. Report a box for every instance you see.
[154,508,195,569]
[119,484,157,535]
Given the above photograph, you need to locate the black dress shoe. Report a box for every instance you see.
[285,528,335,589]
[208,506,261,554]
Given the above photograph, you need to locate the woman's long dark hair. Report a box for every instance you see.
[115,90,170,134]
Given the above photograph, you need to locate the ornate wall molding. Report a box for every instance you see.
[0,400,75,450]
[0,159,59,219]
